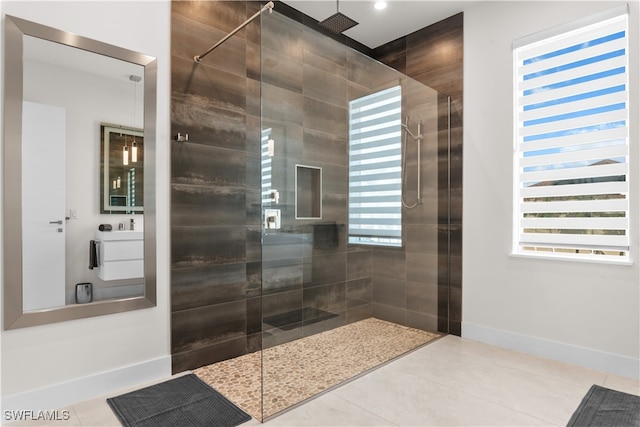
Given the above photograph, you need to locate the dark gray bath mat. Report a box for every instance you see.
[107,374,251,427]
[567,384,640,427]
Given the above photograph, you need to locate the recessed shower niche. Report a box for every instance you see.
[295,164,322,219]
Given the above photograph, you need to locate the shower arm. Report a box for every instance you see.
[194,1,274,63]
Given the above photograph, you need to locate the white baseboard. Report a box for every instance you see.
[1,356,172,416]
[462,322,640,380]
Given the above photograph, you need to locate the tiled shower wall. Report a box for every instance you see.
[170,1,463,373]
[372,13,463,335]
[171,1,264,372]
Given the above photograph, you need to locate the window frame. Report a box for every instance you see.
[512,6,631,264]
[348,85,403,248]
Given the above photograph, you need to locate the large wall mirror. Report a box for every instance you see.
[3,15,157,329]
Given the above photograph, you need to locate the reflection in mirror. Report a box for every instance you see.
[101,124,144,214]
[3,15,157,329]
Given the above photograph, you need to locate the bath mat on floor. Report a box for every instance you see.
[567,384,640,427]
[107,374,251,427]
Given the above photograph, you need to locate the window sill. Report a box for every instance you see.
[508,252,634,267]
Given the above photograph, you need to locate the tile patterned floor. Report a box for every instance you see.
[194,317,440,420]
[7,333,639,426]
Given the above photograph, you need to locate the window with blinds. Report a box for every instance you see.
[261,129,273,206]
[348,85,403,247]
[513,8,629,262]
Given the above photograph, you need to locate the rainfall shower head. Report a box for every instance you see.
[318,0,358,33]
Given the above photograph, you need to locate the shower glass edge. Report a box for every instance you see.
[259,9,451,422]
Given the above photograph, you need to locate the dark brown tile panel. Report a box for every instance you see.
[171,225,246,268]
[372,249,406,280]
[171,300,247,355]
[172,336,248,373]
[372,276,406,309]
[171,263,248,311]
[171,184,245,227]
[346,251,372,281]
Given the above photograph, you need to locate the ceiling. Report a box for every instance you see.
[281,0,482,49]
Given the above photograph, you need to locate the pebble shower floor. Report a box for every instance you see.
[194,318,440,420]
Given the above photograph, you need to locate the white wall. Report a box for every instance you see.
[0,0,172,414]
[463,1,639,378]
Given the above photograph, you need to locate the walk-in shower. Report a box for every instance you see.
[178,2,453,422]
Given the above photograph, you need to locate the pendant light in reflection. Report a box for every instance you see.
[130,74,141,163]
[123,139,129,166]
[132,139,137,162]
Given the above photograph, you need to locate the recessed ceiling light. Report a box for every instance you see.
[374,1,387,10]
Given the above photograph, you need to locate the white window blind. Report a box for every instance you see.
[348,85,402,247]
[513,10,629,261]
[261,128,274,206]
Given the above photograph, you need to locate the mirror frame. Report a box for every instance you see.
[3,15,157,329]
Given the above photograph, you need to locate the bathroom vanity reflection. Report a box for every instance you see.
[3,15,157,329]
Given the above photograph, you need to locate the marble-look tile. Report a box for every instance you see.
[333,368,549,427]
[603,373,640,396]
[71,399,120,427]
[424,336,608,390]
[263,393,395,426]
[391,337,595,426]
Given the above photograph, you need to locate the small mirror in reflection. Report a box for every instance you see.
[101,124,144,214]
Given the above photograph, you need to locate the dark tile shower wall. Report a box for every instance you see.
[373,13,463,335]
[171,1,263,372]
[259,14,391,349]
[170,1,463,373]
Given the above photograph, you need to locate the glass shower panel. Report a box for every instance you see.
[260,10,447,421]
